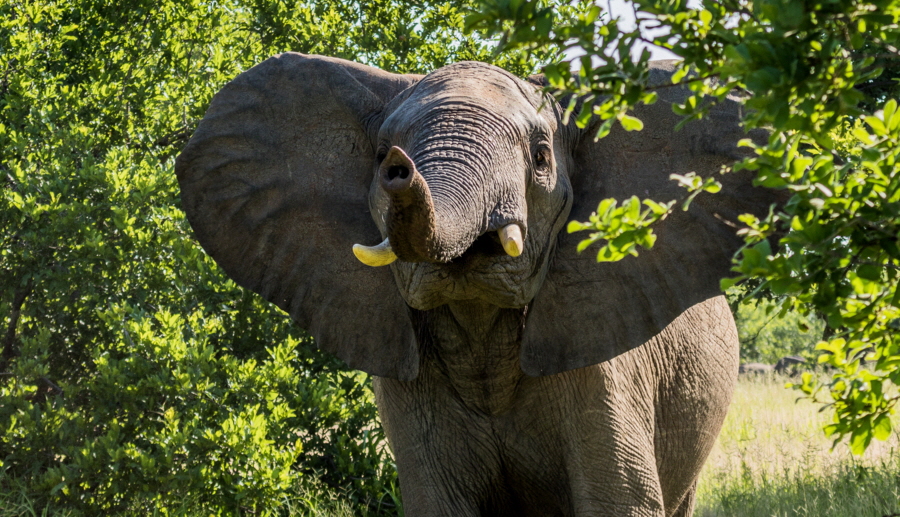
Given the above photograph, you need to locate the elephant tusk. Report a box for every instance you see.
[499,224,524,258]
[352,238,398,267]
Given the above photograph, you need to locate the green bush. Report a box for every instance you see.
[2,301,398,514]
[733,298,825,364]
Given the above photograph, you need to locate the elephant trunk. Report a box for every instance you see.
[352,145,525,266]
[380,146,483,263]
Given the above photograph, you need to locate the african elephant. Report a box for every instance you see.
[175,53,777,517]
[739,362,775,375]
[774,355,807,375]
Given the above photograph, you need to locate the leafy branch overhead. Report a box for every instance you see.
[468,0,900,454]
[567,196,675,262]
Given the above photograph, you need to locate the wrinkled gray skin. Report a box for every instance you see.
[176,54,780,516]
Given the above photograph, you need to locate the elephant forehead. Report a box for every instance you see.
[423,61,541,105]
[382,65,544,136]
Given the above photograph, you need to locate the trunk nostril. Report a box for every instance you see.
[381,164,413,191]
[380,147,416,192]
[387,165,409,181]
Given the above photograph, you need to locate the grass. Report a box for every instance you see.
[695,374,900,517]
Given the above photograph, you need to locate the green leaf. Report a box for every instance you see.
[884,99,899,131]
[672,66,690,83]
[643,199,672,216]
[857,264,881,281]
[594,118,615,140]
[626,196,640,220]
[618,113,644,131]
[576,101,594,128]
[720,276,743,291]
[865,115,887,136]
[567,220,587,233]
[873,414,892,441]
[596,245,625,262]
[849,427,872,455]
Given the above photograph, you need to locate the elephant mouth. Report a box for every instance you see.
[386,228,547,311]
[445,231,507,270]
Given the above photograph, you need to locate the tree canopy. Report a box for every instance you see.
[468,0,900,453]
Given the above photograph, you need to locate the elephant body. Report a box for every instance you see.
[739,362,775,375]
[376,298,738,516]
[774,355,807,374]
[176,53,778,516]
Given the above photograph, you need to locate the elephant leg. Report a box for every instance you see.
[669,481,697,517]
[372,375,503,517]
[538,296,735,517]
[564,372,666,517]
[503,364,667,517]
[566,424,666,517]
[653,296,738,517]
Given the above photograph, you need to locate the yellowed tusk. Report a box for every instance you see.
[499,224,524,257]
[352,238,398,267]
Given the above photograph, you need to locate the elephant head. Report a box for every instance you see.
[360,61,573,314]
[175,53,774,381]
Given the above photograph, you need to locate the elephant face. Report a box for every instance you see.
[366,62,572,310]
[175,53,778,381]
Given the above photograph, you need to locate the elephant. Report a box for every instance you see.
[774,355,807,375]
[738,362,775,375]
[175,53,779,516]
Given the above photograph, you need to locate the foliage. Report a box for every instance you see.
[0,0,542,513]
[566,196,674,261]
[732,297,825,364]
[468,0,900,453]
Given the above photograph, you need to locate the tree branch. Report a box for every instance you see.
[1,277,33,370]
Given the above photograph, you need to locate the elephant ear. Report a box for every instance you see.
[521,60,782,376]
[176,53,422,380]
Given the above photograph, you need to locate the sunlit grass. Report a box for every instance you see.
[696,374,900,517]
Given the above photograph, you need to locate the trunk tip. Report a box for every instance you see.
[380,146,416,192]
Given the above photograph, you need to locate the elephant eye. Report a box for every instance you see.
[376,151,388,164]
[533,147,551,169]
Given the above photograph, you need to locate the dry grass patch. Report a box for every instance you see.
[696,374,900,517]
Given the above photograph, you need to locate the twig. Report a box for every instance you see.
[39,376,63,396]
[645,73,721,91]
[1,277,33,370]
[150,127,191,149]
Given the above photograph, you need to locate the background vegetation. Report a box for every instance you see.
[733,297,823,364]
[696,374,900,517]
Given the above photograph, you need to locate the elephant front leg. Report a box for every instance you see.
[566,433,666,517]
[373,376,503,517]
[563,413,665,516]
[506,366,667,517]
[668,481,697,517]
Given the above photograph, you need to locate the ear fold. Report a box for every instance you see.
[176,53,422,380]
[521,60,781,376]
